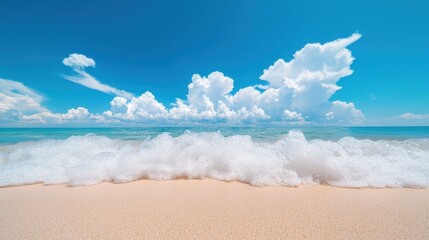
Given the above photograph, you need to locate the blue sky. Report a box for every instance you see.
[0,0,428,126]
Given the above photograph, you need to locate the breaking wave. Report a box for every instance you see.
[0,130,428,188]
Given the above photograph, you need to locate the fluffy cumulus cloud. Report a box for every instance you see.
[62,53,96,69]
[100,33,364,124]
[258,33,363,122]
[169,72,268,122]
[21,107,90,124]
[1,34,368,125]
[104,92,168,121]
[63,53,133,99]
[104,72,269,123]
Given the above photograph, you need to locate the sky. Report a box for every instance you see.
[0,0,428,126]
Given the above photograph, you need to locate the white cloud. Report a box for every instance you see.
[90,34,365,124]
[103,72,269,122]
[371,113,429,126]
[63,53,133,99]
[0,78,48,122]
[327,101,364,123]
[283,110,305,123]
[62,53,95,69]
[105,92,168,121]
[21,107,90,124]
[187,72,234,111]
[2,34,369,125]
[0,78,99,125]
[259,33,362,122]
[231,87,261,110]
[396,113,429,120]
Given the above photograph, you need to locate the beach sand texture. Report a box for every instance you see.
[0,180,428,239]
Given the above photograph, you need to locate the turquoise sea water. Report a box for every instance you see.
[0,127,428,188]
[1,126,429,144]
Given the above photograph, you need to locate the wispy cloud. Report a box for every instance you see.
[396,113,429,120]
[369,113,429,126]
[0,78,112,125]
[63,53,133,99]
[0,78,48,120]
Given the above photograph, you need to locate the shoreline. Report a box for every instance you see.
[0,179,428,239]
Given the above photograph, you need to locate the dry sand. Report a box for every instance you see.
[0,180,428,240]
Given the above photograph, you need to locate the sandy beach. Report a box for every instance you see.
[0,180,428,240]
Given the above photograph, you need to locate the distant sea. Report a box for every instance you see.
[1,127,428,188]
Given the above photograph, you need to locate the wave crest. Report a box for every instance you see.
[0,130,428,188]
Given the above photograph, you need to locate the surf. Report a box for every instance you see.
[0,130,428,188]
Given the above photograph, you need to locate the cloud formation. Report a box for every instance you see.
[62,53,95,69]
[103,33,364,124]
[0,78,100,124]
[396,113,429,120]
[0,78,48,122]
[63,53,133,99]
[381,113,429,126]
[2,34,369,125]
[21,107,90,124]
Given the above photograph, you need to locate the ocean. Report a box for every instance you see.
[0,127,428,188]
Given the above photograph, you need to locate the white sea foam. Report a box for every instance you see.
[0,130,428,188]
